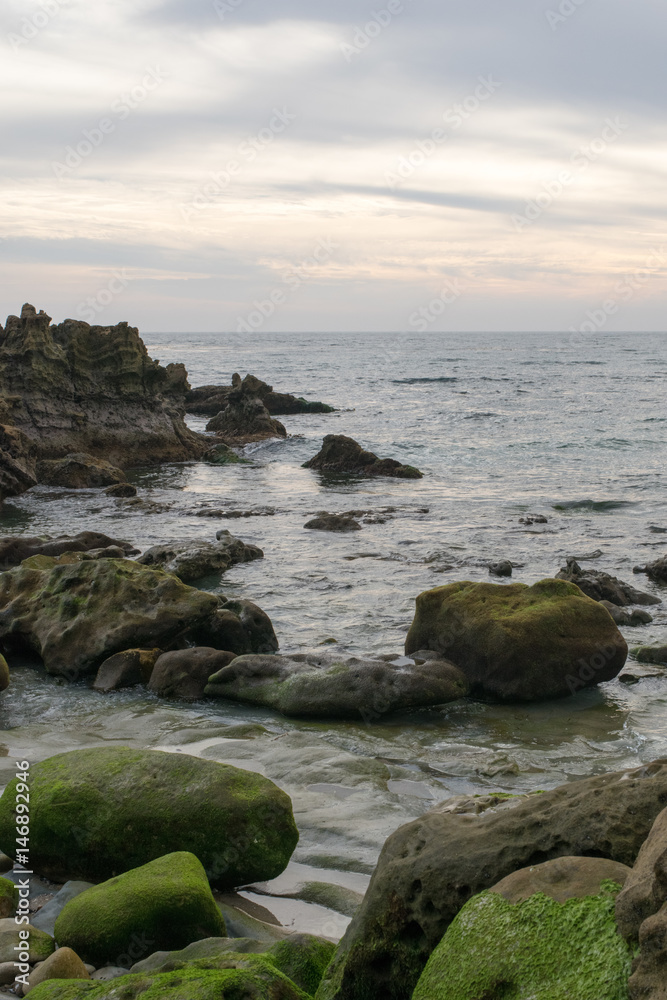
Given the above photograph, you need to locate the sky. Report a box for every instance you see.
[1,0,666,333]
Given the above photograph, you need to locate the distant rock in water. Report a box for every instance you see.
[634,554,667,584]
[304,514,362,533]
[188,372,334,416]
[556,557,661,606]
[206,375,287,445]
[0,303,205,501]
[303,435,423,479]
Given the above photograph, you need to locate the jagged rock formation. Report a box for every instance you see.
[557,558,661,606]
[206,375,287,445]
[0,304,206,501]
[303,435,423,479]
[188,373,334,416]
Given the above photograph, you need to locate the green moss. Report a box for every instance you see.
[412,884,635,1000]
[267,935,336,995]
[0,875,18,915]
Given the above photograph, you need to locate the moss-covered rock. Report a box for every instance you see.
[405,578,628,701]
[412,884,634,1000]
[0,877,17,917]
[27,954,311,999]
[0,747,298,887]
[203,443,247,465]
[268,935,335,995]
[0,554,219,679]
[0,918,54,963]
[55,852,226,967]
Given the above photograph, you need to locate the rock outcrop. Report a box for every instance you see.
[635,555,667,584]
[404,578,627,702]
[0,304,205,503]
[205,651,468,720]
[188,373,334,416]
[315,759,667,1000]
[303,435,423,479]
[205,375,287,445]
[557,557,661,606]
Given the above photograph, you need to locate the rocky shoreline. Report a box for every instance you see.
[0,307,666,997]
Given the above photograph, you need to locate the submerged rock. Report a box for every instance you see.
[104,482,137,498]
[556,557,660,606]
[0,530,138,570]
[148,647,236,700]
[188,373,334,416]
[36,452,126,489]
[137,530,263,583]
[203,442,247,465]
[0,747,298,888]
[316,759,667,1000]
[54,852,226,968]
[304,514,362,533]
[303,435,423,479]
[205,652,468,720]
[405,578,628,702]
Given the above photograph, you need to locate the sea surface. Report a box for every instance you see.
[1,330,666,936]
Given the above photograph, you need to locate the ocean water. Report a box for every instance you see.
[1,330,666,927]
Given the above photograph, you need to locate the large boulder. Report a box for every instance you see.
[557,557,660,606]
[303,435,422,479]
[0,420,37,503]
[0,554,219,679]
[137,530,263,583]
[54,852,226,968]
[206,376,287,445]
[188,373,334,416]
[36,453,126,490]
[0,304,206,479]
[411,883,633,1000]
[315,759,667,1000]
[0,531,138,570]
[184,599,279,655]
[404,578,628,702]
[0,748,298,888]
[148,647,236,700]
[205,652,468,720]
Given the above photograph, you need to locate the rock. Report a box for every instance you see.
[601,601,654,626]
[148,647,236,700]
[636,555,667,584]
[137,530,263,583]
[629,904,667,1000]
[54,853,226,968]
[519,514,548,524]
[632,645,667,666]
[184,598,279,655]
[30,882,95,937]
[103,483,137,498]
[0,555,219,679]
[557,557,661,606]
[188,373,334,416]
[0,657,7,695]
[490,855,631,904]
[305,515,362,533]
[0,963,15,986]
[0,422,37,504]
[36,453,126,490]
[90,967,130,982]
[0,857,11,875]
[0,747,298,887]
[411,883,633,1000]
[0,305,206,491]
[616,806,667,940]
[206,376,287,445]
[25,948,90,994]
[0,880,16,918]
[205,652,468,720]
[488,560,512,577]
[92,649,162,692]
[303,435,423,479]
[0,531,138,570]
[316,759,667,1000]
[404,578,628,702]
[0,919,53,964]
[202,442,246,465]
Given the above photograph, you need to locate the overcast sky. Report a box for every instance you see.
[1,0,666,332]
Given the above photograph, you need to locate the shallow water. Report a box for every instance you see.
[1,330,666,924]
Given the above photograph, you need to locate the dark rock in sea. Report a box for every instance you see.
[36,452,127,490]
[0,305,206,497]
[194,506,276,518]
[488,560,512,577]
[104,482,137,498]
[0,554,219,679]
[0,530,138,570]
[148,647,236,700]
[601,601,653,626]
[519,514,548,525]
[188,372,334,416]
[631,645,667,666]
[203,442,247,465]
[635,555,667,584]
[184,598,278,655]
[0,747,298,888]
[557,557,661,606]
[0,419,37,503]
[137,530,263,584]
[303,435,423,479]
[304,514,362,533]
[206,375,287,445]
[317,760,667,1000]
[649,526,667,534]
[92,648,162,693]
[404,579,627,702]
[205,651,468,720]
